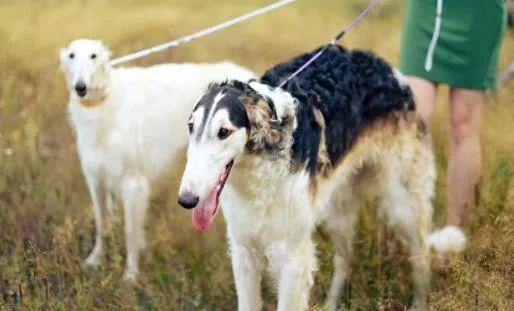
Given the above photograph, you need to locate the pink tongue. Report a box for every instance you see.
[192,186,219,231]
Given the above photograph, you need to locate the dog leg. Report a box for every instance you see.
[380,165,432,311]
[121,175,150,281]
[230,241,263,311]
[270,239,316,311]
[404,196,431,311]
[322,190,359,311]
[106,191,119,223]
[84,173,107,268]
[407,241,430,311]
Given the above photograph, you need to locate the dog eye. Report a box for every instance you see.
[69,53,74,59]
[90,53,97,60]
[218,128,232,140]
[188,123,194,134]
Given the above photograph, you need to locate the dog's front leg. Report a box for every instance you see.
[83,170,108,268]
[271,239,316,311]
[121,175,150,281]
[230,241,263,311]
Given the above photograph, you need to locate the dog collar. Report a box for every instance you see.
[79,94,107,108]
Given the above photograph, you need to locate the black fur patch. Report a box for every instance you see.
[194,82,252,132]
[193,89,220,138]
[261,45,415,175]
[219,89,252,131]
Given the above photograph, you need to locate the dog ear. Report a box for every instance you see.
[245,98,287,155]
[103,47,112,61]
[59,47,69,71]
[94,40,112,64]
[248,81,296,124]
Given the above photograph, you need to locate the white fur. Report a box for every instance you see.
[428,225,467,257]
[394,68,409,88]
[248,81,298,123]
[223,157,316,311]
[60,39,256,281]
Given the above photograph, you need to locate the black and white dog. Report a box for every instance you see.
[178,45,466,310]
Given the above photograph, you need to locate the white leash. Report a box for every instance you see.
[498,61,514,88]
[110,0,296,66]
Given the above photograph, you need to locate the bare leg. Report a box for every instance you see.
[230,241,263,311]
[447,88,483,226]
[121,175,150,281]
[406,76,438,123]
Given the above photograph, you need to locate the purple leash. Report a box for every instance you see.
[278,0,381,88]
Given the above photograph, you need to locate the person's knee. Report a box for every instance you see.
[450,112,478,144]
[449,91,482,144]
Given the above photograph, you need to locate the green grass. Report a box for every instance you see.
[0,0,513,310]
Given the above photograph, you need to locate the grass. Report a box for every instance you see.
[0,0,513,310]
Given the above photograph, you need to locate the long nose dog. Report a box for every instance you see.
[178,45,466,310]
[60,38,257,281]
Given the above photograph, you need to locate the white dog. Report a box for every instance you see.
[178,46,466,310]
[60,39,256,280]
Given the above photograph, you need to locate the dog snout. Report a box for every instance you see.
[178,191,199,209]
[74,81,87,97]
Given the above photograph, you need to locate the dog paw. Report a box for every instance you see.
[83,253,101,268]
[408,300,428,311]
[122,269,138,282]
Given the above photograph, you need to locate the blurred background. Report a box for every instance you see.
[0,0,513,309]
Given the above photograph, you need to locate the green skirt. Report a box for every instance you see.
[400,0,506,90]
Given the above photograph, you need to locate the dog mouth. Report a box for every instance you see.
[76,89,87,97]
[192,160,234,231]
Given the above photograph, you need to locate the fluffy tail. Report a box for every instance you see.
[427,226,467,257]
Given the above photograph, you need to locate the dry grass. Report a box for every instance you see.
[0,0,513,310]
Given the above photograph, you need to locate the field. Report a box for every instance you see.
[0,0,513,310]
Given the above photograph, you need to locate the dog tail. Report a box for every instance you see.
[428,226,467,257]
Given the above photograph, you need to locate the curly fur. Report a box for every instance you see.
[262,45,415,175]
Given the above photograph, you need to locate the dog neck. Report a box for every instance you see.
[232,153,291,191]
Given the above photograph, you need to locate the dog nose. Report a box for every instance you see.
[74,81,87,97]
[178,192,199,209]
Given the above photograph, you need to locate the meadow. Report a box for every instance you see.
[0,0,513,310]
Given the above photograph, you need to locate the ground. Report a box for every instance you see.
[0,0,513,310]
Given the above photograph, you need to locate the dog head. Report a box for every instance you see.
[60,39,111,104]
[177,80,297,231]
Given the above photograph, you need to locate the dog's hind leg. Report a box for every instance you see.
[322,188,359,311]
[229,241,263,311]
[379,145,434,311]
[121,175,150,281]
[84,172,108,268]
[105,191,119,223]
